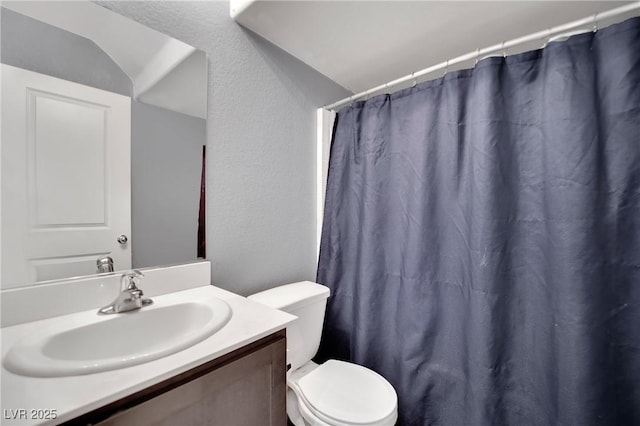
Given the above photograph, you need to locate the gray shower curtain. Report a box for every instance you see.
[316,17,640,426]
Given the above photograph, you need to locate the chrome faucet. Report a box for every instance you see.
[96,255,114,274]
[98,270,153,315]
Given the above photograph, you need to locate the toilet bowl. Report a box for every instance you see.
[248,282,398,426]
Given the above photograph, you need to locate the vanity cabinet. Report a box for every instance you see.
[64,330,286,426]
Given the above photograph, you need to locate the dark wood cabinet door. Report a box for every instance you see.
[65,331,287,426]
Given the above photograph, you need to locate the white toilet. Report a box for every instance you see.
[248,281,398,426]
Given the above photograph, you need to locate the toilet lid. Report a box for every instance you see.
[297,360,397,425]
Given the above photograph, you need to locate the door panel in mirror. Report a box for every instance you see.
[1,65,131,288]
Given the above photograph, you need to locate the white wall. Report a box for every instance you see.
[1,7,131,95]
[131,101,205,269]
[96,1,351,296]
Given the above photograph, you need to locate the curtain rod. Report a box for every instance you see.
[323,2,640,111]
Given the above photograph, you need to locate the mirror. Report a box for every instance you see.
[1,1,208,289]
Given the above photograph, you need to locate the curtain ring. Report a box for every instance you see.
[475,48,480,65]
[350,95,355,107]
[592,12,598,32]
[411,72,417,87]
[544,28,552,47]
[443,59,449,77]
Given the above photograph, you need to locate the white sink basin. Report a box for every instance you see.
[3,292,232,377]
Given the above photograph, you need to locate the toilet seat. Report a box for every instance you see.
[290,360,397,426]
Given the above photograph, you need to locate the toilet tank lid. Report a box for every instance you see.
[248,281,330,311]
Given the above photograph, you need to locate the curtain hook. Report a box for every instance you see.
[544,28,552,47]
[592,12,598,32]
[502,41,508,58]
[350,95,355,107]
[411,72,417,88]
[443,59,449,77]
[475,48,480,66]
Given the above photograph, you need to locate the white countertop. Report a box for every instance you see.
[0,285,296,425]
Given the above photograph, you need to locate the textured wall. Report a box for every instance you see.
[96,1,350,295]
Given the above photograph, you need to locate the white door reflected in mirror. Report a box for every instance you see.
[1,64,131,288]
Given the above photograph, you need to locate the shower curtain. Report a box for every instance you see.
[316,17,640,426]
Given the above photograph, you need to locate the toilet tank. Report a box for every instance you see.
[248,281,330,370]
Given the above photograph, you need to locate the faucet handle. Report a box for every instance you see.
[127,269,144,278]
[121,270,144,291]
